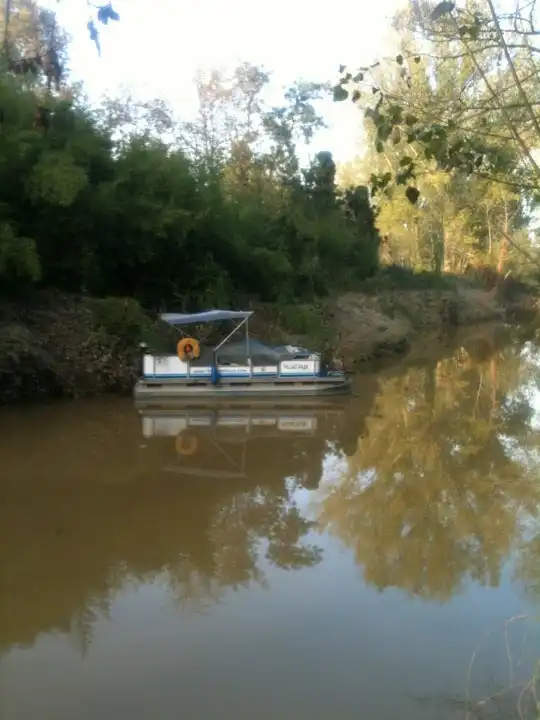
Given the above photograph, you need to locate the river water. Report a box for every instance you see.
[2,324,540,720]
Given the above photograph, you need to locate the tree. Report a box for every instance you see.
[1,0,120,86]
[0,38,381,309]
[1,0,69,90]
[334,0,540,204]
[334,0,540,276]
[315,332,540,601]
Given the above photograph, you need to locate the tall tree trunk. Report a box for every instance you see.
[490,357,498,413]
[2,0,12,66]
[485,203,492,256]
[496,202,509,275]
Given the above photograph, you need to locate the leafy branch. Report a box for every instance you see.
[334,0,540,206]
[86,2,120,56]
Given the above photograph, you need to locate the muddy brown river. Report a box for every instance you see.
[2,324,540,719]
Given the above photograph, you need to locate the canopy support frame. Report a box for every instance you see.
[214,316,250,356]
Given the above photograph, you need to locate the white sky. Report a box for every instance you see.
[43,0,405,162]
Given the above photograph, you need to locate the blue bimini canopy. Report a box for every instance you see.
[160,309,254,326]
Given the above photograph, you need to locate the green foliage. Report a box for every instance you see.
[276,302,332,342]
[86,296,152,345]
[357,265,462,294]
[0,221,40,283]
[27,150,88,206]
[0,56,380,310]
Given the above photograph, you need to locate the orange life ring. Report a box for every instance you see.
[177,337,200,361]
[175,432,198,456]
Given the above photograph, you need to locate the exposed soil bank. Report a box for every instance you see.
[333,285,503,366]
[0,285,512,405]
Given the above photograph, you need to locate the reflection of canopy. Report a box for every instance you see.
[161,310,253,325]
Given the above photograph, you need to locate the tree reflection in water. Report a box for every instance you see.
[315,326,540,602]
[0,406,342,651]
[5,324,540,661]
[166,482,323,612]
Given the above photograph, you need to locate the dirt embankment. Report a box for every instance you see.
[0,286,507,405]
[332,287,503,365]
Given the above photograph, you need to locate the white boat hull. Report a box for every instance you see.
[135,353,350,401]
[134,374,351,402]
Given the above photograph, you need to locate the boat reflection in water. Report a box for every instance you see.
[1,397,362,658]
[137,400,356,483]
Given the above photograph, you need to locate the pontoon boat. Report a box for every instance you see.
[133,309,350,401]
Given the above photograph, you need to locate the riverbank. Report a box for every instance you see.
[0,293,173,404]
[258,275,508,366]
[0,277,527,405]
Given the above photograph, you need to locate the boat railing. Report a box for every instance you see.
[141,350,322,381]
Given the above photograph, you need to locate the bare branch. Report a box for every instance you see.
[486,0,540,146]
